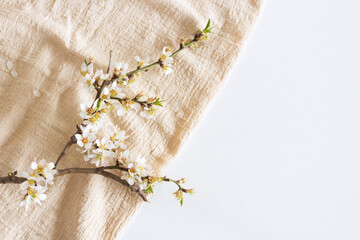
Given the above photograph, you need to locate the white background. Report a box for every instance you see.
[121,1,360,239]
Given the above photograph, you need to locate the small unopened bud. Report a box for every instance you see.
[180,37,187,48]
[186,188,195,195]
[146,97,157,103]
[191,42,199,48]
[134,91,144,100]
[199,33,209,42]
[178,177,186,184]
[173,189,183,200]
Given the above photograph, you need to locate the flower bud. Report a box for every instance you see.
[186,188,195,195]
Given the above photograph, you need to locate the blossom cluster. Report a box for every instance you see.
[75,124,127,167]
[76,54,166,186]
[118,150,152,190]
[14,18,214,209]
[80,57,163,120]
[75,123,155,191]
[19,159,56,210]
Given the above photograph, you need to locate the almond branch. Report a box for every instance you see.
[56,167,148,201]
[0,167,147,201]
[95,25,208,101]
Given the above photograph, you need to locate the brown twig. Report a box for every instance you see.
[106,50,112,74]
[0,172,26,184]
[56,167,148,201]
[54,126,81,168]
[0,166,148,201]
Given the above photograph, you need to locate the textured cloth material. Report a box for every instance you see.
[0,0,262,239]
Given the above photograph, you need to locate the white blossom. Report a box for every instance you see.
[161,65,173,75]
[80,61,109,87]
[95,137,116,150]
[115,62,128,76]
[105,125,127,149]
[91,148,116,167]
[20,185,47,211]
[134,56,150,67]
[100,87,111,100]
[19,159,56,210]
[83,116,105,133]
[115,99,140,116]
[121,168,136,185]
[118,150,134,167]
[118,151,151,188]
[160,47,173,65]
[108,81,126,98]
[159,47,173,75]
[75,125,96,149]
[80,103,94,119]
[94,69,109,81]
[140,106,157,119]
[81,100,109,133]
[84,137,118,167]
[19,173,39,191]
[80,61,94,83]
[81,147,96,162]
[116,105,126,116]
[30,159,57,185]
[133,156,150,177]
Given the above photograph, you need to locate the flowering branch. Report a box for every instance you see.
[56,167,148,201]
[0,166,192,204]
[95,19,212,98]
[0,19,212,210]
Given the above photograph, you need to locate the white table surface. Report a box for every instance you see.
[120,1,360,239]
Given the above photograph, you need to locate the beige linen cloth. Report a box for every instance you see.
[0,0,262,239]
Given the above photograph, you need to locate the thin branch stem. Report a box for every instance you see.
[0,165,190,202]
[54,139,75,168]
[161,177,188,192]
[0,166,147,201]
[106,50,112,74]
[125,61,160,78]
[110,96,148,105]
[0,173,26,184]
[56,167,148,201]
[54,126,81,168]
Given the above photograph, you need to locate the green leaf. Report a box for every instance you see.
[95,98,102,110]
[85,59,89,66]
[180,198,184,206]
[144,185,154,194]
[153,99,165,107]
[204,27,213,33]
[204,19,211,31]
